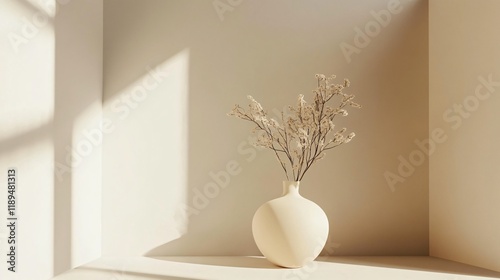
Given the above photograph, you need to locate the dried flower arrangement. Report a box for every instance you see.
[228,74,361,181]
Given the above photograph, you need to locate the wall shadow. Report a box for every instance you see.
[15,0,55,24]
[0,123,52,155]
[305,0,430,256]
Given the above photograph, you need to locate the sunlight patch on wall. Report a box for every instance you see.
[102,49,190,256]
[70,100,102,267]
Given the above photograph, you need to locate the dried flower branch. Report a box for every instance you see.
[228,74,361,181]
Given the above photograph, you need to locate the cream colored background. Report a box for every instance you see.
[102,0,429,257]
[429,0,500,272]
[3,0,500,279]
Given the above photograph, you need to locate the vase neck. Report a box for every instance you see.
[282,181,300,196]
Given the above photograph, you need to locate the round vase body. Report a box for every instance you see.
[252,181,329,268]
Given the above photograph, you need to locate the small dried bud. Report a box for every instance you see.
[344,132,356,143]
[350,102,362,109]
[315,74,326,80]
[270,118,282,128]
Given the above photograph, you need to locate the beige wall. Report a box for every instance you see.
[0,1,103,279]
[429,0,500,272]
[103,0,429,257]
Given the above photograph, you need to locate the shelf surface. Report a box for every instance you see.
[51,256,500,280]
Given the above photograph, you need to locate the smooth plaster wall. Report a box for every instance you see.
[0,0,102,279]
[429,0,500,272]
[102,0,429,256]
[54,0,103,274]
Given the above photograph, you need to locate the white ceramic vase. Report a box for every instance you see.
[252,181,329,268]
